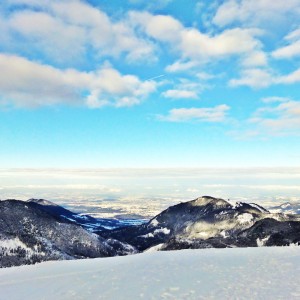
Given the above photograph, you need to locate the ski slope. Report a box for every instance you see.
[0,247,299,299]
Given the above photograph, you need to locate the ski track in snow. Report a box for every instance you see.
[0,247,300,300]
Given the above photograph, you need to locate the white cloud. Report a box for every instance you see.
[165,60,198,73]
[4,0,48,4]
[286,27,300,41]
[229,66,300,89]
[249,98,300,136]
[272,28,300,59]
[272,41,300,59]
[213,0,300,27]
[180,27,262,60]
[229,69,273,88]
[0,54,156,108]
[158,105,230,122]
[130,12,182,43]
[130,11,263,64]
[196,72,216,80]
[161,77,208,100]
[2,0,155,64]
[276,68,300,84]
[162,90,198,99]
[241,51,268,67]
[9,10,87,61]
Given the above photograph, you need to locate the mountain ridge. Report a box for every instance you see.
[0,199,136,267]
[99,196,300,251]
[1,196,299,267]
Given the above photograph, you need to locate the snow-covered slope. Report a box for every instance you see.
[0,247,299,299]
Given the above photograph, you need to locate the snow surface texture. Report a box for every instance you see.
[0,247,299,300]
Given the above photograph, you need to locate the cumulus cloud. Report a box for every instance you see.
[213,0,300,27]
[180,27,262,60]
[0,54,156,108]
[2,0,155,64]
[158,105,230,122]
[130,11,263,66]
[1,0,299,112]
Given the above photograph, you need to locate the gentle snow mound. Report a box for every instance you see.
[0,247,299,299]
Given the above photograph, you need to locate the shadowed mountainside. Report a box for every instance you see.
[1,196,300,267]
[0,199,136,267]
[99,196,300,251]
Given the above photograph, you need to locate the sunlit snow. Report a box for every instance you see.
[0,247,299,299]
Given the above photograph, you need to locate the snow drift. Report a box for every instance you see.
[0,247,299,299]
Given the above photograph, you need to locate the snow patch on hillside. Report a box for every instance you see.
[0,238,34,256]
[257,236,270,247]
[248,203,268,213]
[185,219,243,239]
[140,227,170,238]
[150,218,159,226]
[154,227,170,235]
[144,243,165,252]
[237,213,253,224]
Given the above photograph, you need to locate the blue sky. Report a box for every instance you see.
[0,0,300,168]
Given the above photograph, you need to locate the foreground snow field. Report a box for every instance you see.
[0,247,299,300]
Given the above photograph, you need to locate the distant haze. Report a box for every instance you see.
[1,168,299,218]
